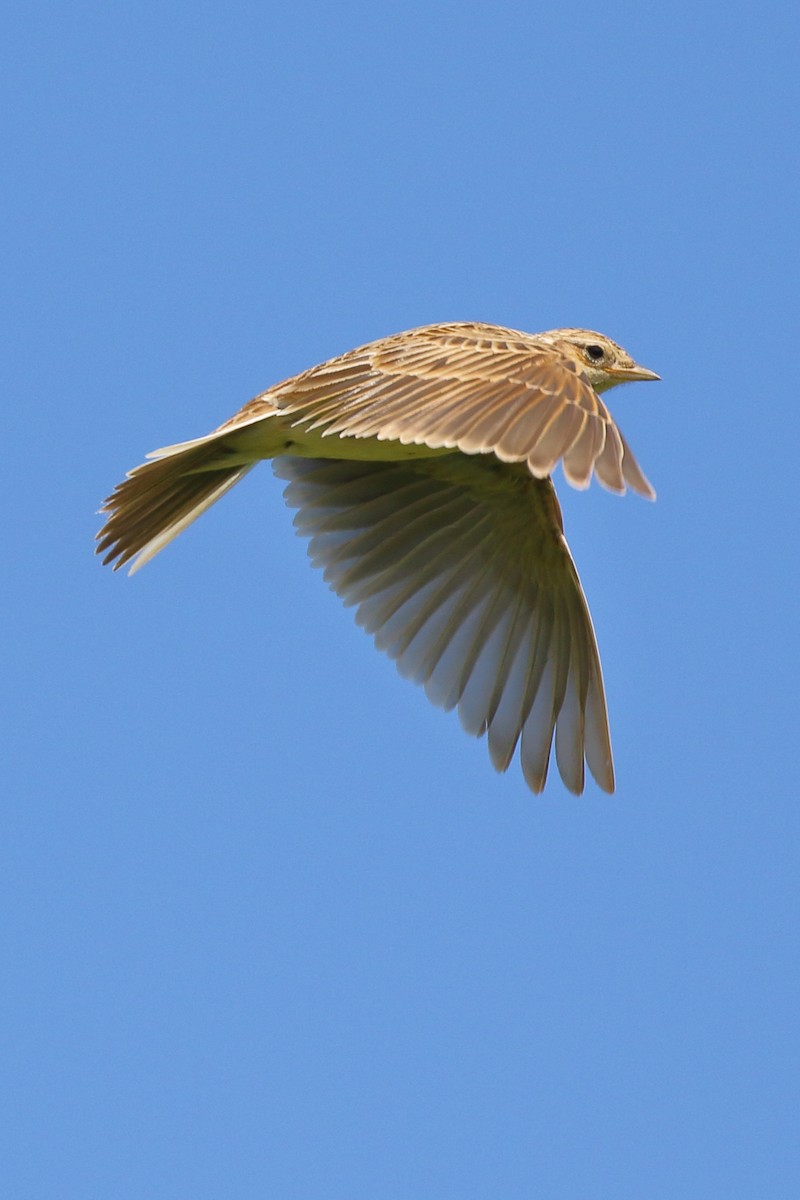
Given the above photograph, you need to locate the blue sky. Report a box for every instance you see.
[3,1,798,1196]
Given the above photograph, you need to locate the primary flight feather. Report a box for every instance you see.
[97,322,658,795]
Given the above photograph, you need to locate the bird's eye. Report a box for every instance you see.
[584,344,606,362]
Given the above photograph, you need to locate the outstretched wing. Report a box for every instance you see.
[239,323,653,498]
[275,452,615,795]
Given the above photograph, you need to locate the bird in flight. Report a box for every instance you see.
[97,322,658,795]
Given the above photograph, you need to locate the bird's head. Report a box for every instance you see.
[538,329,660,393]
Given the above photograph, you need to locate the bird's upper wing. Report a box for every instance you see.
[274,452,615,795]
[231,323,653,497]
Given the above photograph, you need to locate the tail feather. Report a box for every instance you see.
[97,437,254,573]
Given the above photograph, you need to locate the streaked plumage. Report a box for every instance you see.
[97,322,658,795]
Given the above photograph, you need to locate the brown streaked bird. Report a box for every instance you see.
[97,322,658,795]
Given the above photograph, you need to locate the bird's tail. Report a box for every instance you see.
[96,430,256,574]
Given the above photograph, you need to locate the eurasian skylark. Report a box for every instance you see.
[97,322,658,795]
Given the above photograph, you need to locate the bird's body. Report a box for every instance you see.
[97,322,658,795]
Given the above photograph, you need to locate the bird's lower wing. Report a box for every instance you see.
[274,453,614,795]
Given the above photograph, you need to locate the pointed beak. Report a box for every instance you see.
[610,362,660,383]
